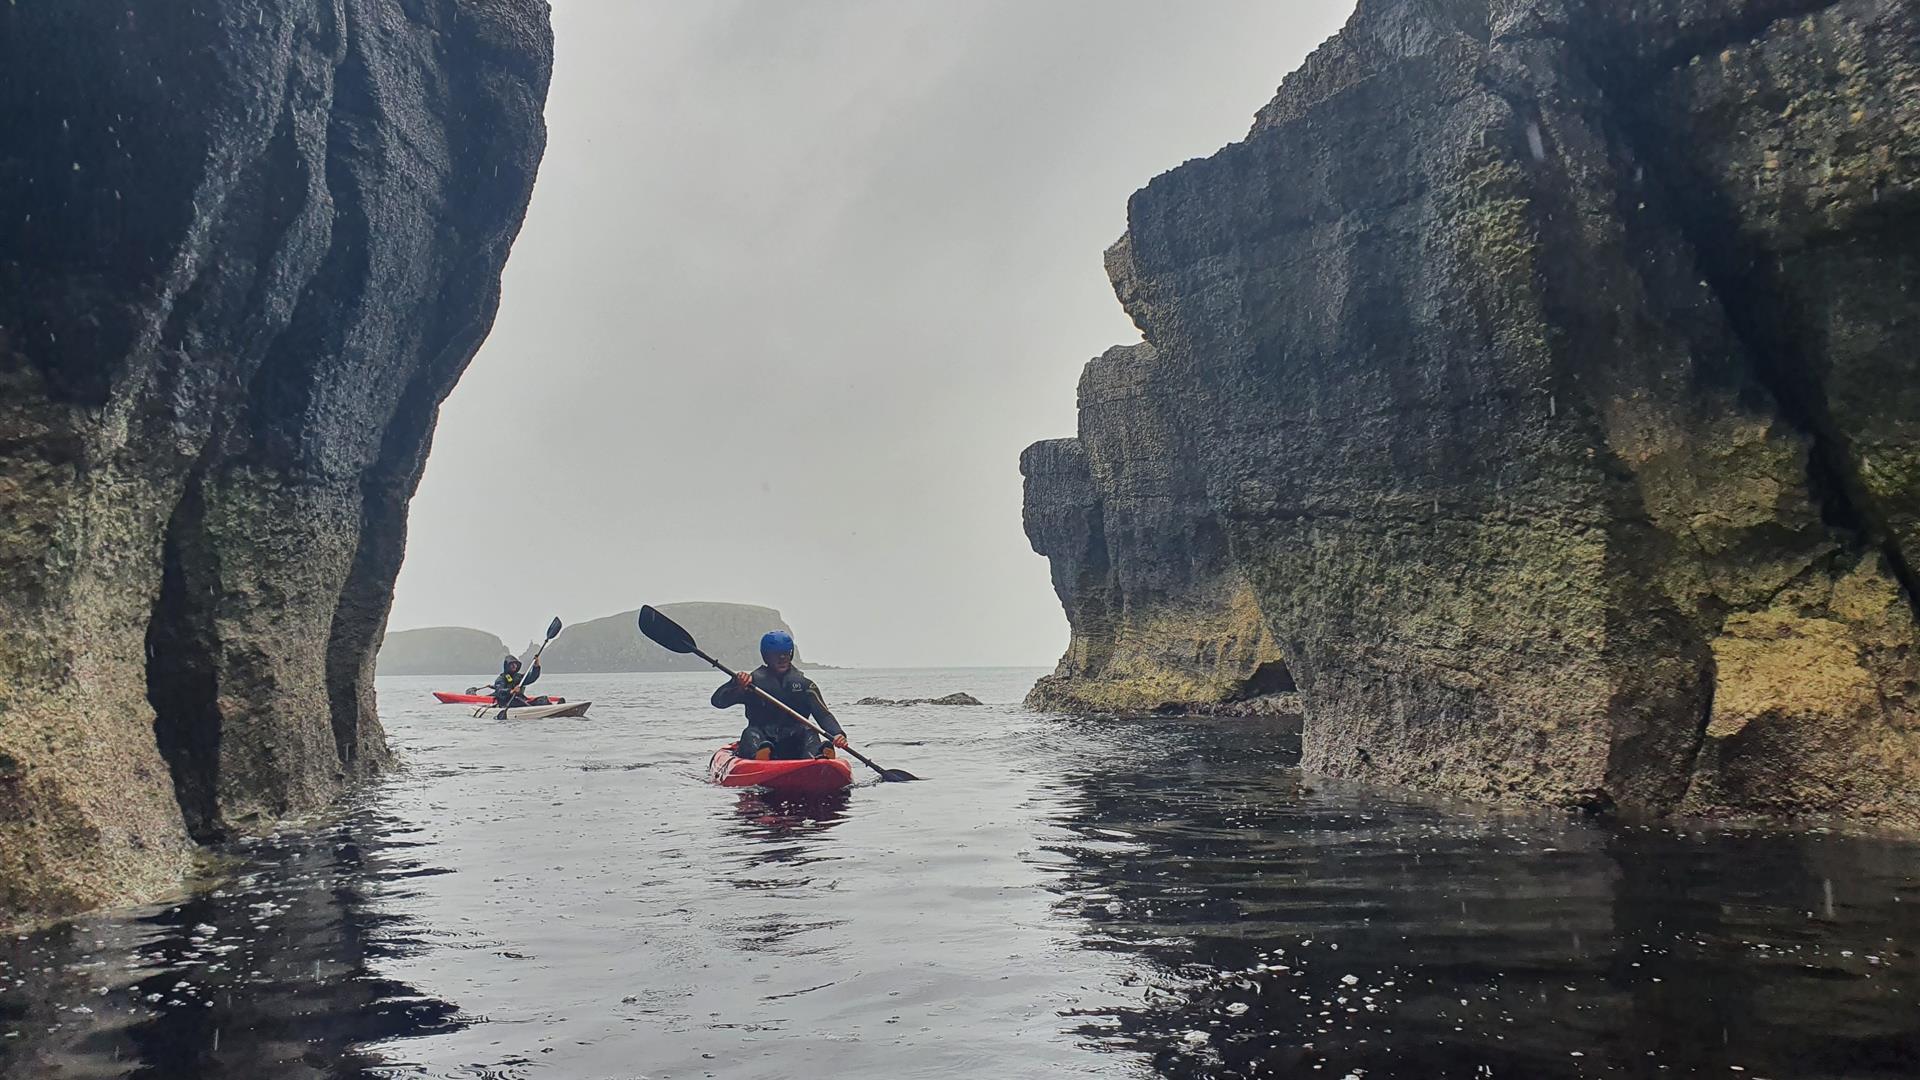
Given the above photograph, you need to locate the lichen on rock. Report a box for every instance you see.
[0,1,553,920]
[1023,0,1920,824]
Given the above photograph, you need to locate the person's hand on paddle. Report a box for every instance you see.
[734,671,752,688]
[831,734,849,749]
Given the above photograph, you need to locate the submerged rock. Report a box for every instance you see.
[0,1,552,920]
[854,693,986,707]
[1023,0,1920,824]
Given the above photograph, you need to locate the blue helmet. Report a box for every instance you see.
[760,629,795,660]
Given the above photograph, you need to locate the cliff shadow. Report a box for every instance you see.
[147,479,225,842]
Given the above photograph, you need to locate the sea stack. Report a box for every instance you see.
[1023,0,1920,824]
[0,2,553,919]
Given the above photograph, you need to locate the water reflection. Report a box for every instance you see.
[728,789,854,838]
[1042,716,1920,1078]
[0,806,465,1079]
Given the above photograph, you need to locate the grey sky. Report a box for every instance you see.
[388,0,1355,667]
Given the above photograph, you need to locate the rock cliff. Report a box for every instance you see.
[0,1,552,920]
[1024,0,1920,824]
[536,604,803,674]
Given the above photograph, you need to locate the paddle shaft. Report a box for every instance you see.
[688,647,892,779]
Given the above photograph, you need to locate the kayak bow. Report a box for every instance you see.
[434,691,492,704]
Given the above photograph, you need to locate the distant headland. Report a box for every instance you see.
[379,603,823,676]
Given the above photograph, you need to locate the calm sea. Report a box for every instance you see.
[3,667,1916,1078]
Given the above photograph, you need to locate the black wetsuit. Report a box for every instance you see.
[712,665,843,760]
[490,663,542,706]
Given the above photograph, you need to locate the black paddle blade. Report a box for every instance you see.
[637,605,698,654]
[879,768,920,782]
[546,616,564,641]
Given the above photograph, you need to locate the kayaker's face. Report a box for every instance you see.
[766,652,793,675]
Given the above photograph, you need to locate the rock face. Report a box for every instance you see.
[537,604,804,674]
[1024,0,1920,824]
[376,627,516,678]
[0,2,552,919]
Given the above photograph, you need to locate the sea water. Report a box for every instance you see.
[3,668,1916,1078]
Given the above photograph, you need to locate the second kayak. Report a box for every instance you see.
[708,744,854,794]
[435,691,567,705]
[470,700,592,720]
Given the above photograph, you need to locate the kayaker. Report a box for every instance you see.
[712,630,849,761]
[490,655,544,707]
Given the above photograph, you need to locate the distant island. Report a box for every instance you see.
[537,603,804,673]
[377,603,813,677]
[376,626,514,677]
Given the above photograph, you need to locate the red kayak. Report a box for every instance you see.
[433,691,566,705]
[708,743,854,795]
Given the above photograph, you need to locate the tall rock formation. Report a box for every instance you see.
[0,1,552,919]
[1024,0,1920,824]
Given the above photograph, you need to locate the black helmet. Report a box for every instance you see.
[504,655,522,672]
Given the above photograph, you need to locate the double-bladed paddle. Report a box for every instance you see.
[498,616,564,720]
[636,604,919,782]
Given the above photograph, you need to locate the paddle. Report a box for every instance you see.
[498,616,564,720]
[636,605,920,782]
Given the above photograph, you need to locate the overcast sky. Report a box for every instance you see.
[388,0,1355,667]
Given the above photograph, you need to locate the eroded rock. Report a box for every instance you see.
[0,1,552,919]
[1024,0,1920,824]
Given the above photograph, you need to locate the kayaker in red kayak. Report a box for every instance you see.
[490,655,547,708]
[712,630,849,761]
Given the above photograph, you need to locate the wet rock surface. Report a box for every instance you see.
[1024,0,1920,823]
[0,1,552,920]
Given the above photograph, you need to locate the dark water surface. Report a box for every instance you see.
[4,668,1917,1078]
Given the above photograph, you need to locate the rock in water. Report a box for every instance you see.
[854,694,986,707]
[0,2,552,919]
[1023,0,1920,824]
